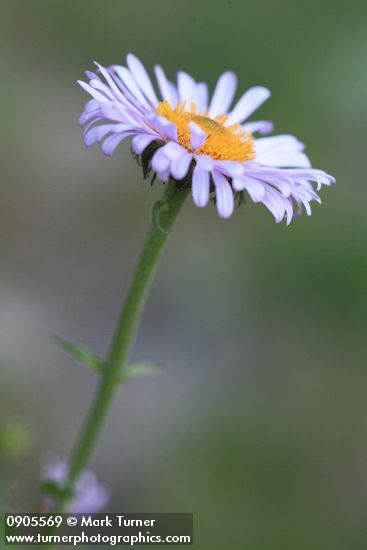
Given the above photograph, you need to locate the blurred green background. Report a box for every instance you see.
[0,0,366,548]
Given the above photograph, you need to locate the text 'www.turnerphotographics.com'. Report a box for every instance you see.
[4,513,193,546]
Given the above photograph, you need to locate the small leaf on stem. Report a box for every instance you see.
[54,335,104,373]
[121,362,161,382]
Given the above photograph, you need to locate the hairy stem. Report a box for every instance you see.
[57,181,189,510]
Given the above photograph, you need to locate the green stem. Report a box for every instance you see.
[58,181,189,509]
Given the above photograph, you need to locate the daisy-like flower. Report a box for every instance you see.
[41,457,109,513]
[78,54,334,222]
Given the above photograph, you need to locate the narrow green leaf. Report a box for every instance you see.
[54,335,104,373]
[152,200,170,234]
[121,362,161,382]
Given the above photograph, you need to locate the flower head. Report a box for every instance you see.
[79,54,335,222]
[41,457,109,513]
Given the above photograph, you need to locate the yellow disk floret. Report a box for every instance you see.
[155,101,255,162]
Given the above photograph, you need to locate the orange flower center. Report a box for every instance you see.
[155,101,255,162]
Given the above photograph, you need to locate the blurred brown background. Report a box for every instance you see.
[0,0,366,548]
